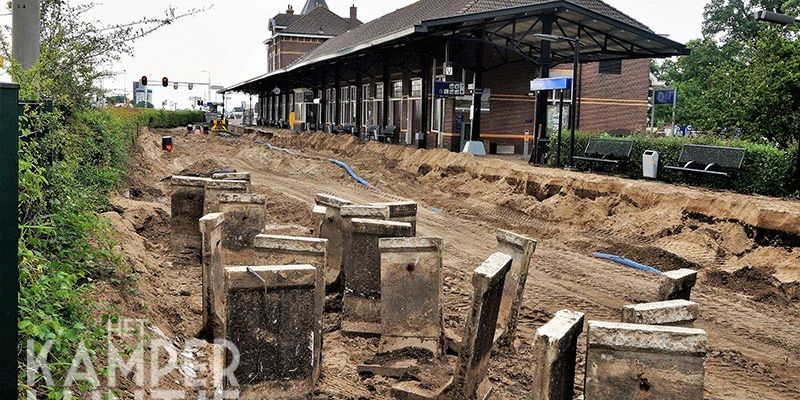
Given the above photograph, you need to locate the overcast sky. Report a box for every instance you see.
[1,0,709,109]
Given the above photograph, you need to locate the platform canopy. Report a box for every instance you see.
[223,0,688,94]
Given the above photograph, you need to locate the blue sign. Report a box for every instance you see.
[530,77,572,92]
[434,81,466,98]
[654,89,676,105]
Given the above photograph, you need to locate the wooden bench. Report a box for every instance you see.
[573,139,634,167]
[664,144,746,178]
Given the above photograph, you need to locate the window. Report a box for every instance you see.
[350,86,357,124]
[375,83,384,126]
[362,84,371,126]
[341,87,350,124]
[598,60,622,75]
[392,81,403,98]
[411,79,422,98]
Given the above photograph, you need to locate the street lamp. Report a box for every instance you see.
[201,69,211,107]
[754,10,799,25]
[534,33,581,169]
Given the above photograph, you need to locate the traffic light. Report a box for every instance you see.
[140,76,148,86]
[197,99,203,106]
[174,82,178,90]
[162,77,169,87]
[188,82,194,90]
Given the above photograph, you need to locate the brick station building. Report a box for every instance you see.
[225,0,686,158]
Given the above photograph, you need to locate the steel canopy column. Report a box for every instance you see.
[462,33,487,156]
[419,55,431,149]
[356,71,363,136]
[320,75,328,130]
[382,62,390,129]
[532,14,554,164]
[335,67,342,126]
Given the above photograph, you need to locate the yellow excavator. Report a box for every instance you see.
[210,117,229,133]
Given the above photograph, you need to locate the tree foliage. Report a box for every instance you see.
[1,0,208,108]
[655,0,800,149]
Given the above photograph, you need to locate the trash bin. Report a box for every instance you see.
[643,150,660,179]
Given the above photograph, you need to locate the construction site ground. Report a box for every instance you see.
[100,127,800,399]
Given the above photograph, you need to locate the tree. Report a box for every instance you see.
[655,0,800,148]
[0,0,209,109]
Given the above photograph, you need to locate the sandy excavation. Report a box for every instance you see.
[96,127,800,399]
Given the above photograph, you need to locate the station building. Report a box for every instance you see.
[224,0,687,157]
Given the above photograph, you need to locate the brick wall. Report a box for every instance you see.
[578,58,650,134]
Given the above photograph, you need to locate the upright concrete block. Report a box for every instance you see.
[312,205,327,234]
[584,321,707,400]
[494,229,537,347]
[341,205,388,287]
[315,193,353,288]
[342,218,413,336]
[170,176,211,252]
[224,265,320,399]
[199,213,225,340]
[251,234,327,381]
[451,252,513,400]
[621,300,699,327]
[216,193,267,265]
[212,171,251,181]
[530,310,585,400]
[379,237,444,356]
[657,268,698,301]
[373,201,418,235]
[204,179,250,214]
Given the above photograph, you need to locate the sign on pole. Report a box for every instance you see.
[434,81,466,98]
[653,89,676,105]
[530,77,572,92]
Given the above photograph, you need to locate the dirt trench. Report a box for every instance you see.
[99,128,800,399]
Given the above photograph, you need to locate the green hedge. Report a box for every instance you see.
[116,108,205,128]
[549,132,798,197]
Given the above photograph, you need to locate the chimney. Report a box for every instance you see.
[349,5,358,30]
[287,5,294,15]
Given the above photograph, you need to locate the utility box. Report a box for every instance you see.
[643,150,660,179]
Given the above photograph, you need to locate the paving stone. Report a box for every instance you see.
[342,218,413,336]
[584,321,707,400]
[314,193,353,288]
[494,229,537,347]
[340,205,389,291]
[372,201,418,235]
[170,176,210,253]
[223,265,320,399]
[621,300,699,327]
[530,310,585,400]
[657,268,698,301]
[379,237,444,356]
[449,252,512,399]
[199,213,225,340]
[204,179,250,214]
[250,234,327,383]
[217,193,267,265]
[212,171,251,181]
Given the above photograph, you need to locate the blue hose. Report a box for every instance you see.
[592,252,662,275]
[330,159,371,187]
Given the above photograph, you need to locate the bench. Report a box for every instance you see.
[664,144,746,178]
[573,139,634,167]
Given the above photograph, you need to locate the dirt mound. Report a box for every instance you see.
[705,267,794,306]
[176,158,227,177]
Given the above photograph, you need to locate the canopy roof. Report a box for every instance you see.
[224,0,687,94]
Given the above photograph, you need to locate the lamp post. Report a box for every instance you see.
[754,10,799,25]
[753,10,800,190]
[534,33,581,169]
[201,69,211,108]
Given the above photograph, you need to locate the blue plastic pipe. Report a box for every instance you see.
[330,159,371,187]
[592,252,662,275]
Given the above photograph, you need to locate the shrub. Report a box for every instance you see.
[18,106,198,396]
[548,131,796,197]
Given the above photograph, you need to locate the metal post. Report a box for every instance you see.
[356,72,363,137]
[11,0,41,69]
[0,83,19,398]
[557,89,564,168]
[567,40,579,169]
[335,67,342,126]
[671,88,677,134]
[471,46,484,142]
[419,55,430,149]
[532,15,554,164]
